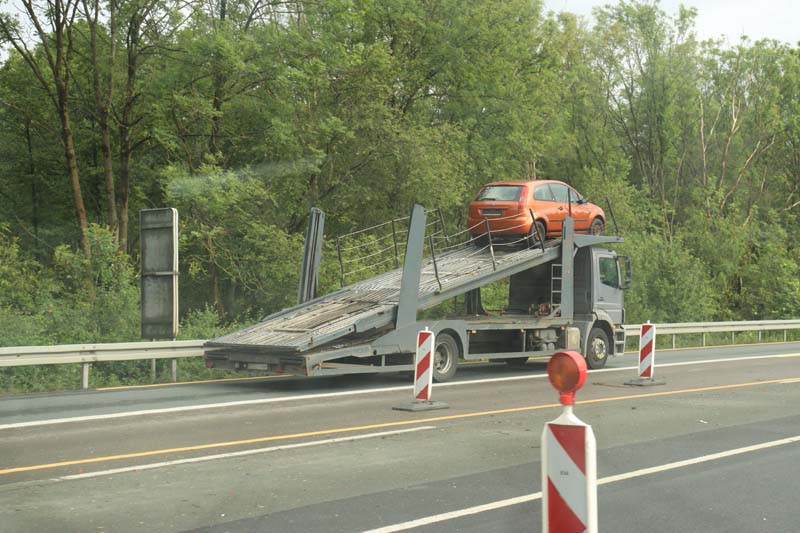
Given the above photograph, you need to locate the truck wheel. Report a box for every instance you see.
[585,327,609,369]
[433,332,459,382]
[589,217,605,235]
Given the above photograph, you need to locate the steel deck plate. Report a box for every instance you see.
[207,241,560,353]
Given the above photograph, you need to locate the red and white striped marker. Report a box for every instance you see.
[414,329,435,401]
[542,351,597,533]
[392,328,449,412]
[639,321,656,379]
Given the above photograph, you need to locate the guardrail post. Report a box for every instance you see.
[785,329,788,342]
[171,359,178,382]
[702,333,706,347]
[81,362,90,389]
[672,334,676,349]
[150,359,156,382]
[758,331,762,342]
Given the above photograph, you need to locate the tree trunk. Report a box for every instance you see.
[209,0,227,155]
[25,120,40,253]
[63,107,92,258]
[86,0,118,243]
[118,9,140,253]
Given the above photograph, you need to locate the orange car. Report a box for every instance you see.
[467,180,605,243]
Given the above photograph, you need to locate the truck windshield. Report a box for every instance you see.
[476,186,523,201]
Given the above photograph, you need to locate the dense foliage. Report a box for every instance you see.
[1,1,798,389]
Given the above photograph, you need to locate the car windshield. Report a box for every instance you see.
[475,186,523,201]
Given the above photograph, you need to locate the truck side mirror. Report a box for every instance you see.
[618,256,632,289]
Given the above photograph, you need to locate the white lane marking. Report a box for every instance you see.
[3,352,799,431]
[54,426,435,481]
[361,434,800,533]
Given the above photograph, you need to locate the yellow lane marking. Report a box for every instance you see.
[3,376,798,476]
[96,374,289,391]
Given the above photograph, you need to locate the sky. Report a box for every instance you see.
[544,0,800,45]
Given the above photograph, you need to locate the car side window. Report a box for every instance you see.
[569,188,581,204]
[599,257,619,287]
[550,183,569,203]
[533,184,556,202]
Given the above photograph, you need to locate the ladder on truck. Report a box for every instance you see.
[550,263,562,316]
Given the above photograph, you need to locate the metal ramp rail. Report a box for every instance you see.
[206,205,620,356]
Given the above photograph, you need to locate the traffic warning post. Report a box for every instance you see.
[393,329,449,412]
[542,351,597,533]
[625,321,665,386]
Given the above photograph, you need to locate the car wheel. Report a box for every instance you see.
[527,220,546,247]
[589,217,605,235]
[433,332,460,382]
[585,327,609,369]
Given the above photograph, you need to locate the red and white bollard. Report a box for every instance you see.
[393,328,449,412]
[414,329,435,401]
[625,321,665,386]
[639,321,655,378]
[542,351,597,533]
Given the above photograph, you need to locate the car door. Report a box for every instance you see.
[568,187,591,232]
[547,183,570,233]
[531,183,558,235]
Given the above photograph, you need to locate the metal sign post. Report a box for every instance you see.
[140,208,179,340]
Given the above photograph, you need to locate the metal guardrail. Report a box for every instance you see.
[0,340,205,389]
[622,319,800,348]
[1,320,798,389]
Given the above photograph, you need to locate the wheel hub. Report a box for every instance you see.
[592,338,607,359]
[435,345,451,372]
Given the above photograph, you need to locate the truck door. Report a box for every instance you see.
[594,251,624,324]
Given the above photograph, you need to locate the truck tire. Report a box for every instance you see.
[589,217,605,235]
[585,327,609,369]
[433,332,459,382]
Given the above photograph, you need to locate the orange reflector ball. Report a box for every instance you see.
[546,351,587,405]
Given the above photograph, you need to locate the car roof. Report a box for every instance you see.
[482,179,571,188]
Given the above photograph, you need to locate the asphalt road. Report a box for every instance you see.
[2,342,799,532]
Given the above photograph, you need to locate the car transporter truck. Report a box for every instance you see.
[204,204,631,381]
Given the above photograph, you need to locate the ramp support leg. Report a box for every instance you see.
[560,216,575,321]
[298,208,326,304]
[396,205,427,329]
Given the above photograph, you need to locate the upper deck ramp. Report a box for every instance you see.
[207,229,560,353]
